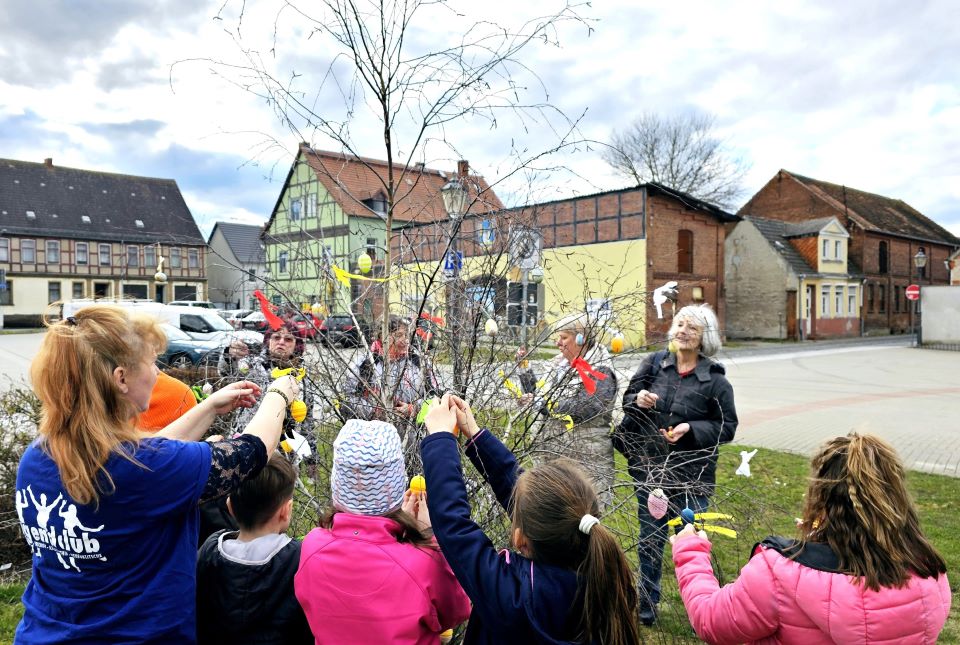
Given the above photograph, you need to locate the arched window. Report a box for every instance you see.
[678,230,693,273]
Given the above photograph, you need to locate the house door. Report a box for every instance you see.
[805,285,815,338]
[155,284,165,303]
[786,291,797,339]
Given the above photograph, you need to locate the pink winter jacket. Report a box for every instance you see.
[672,534,951,645]
[295,513,471,644]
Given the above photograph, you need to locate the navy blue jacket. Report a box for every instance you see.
[421,431,593,645]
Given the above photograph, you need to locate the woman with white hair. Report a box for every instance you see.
[615,302,738,626]
[517,312,618,509]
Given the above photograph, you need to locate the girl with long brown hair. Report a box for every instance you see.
[421,393,640,645]
[15,305,299,643]
[670,432,950,644]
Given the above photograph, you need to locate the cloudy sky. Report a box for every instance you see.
[2,0,958,237]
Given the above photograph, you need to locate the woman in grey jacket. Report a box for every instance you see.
[518,313,618,510]
[616,303,738,626]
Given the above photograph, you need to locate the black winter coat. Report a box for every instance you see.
[615,352,738,496]
[196,530,313,645]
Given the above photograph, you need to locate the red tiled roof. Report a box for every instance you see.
[300,145,503,223]
[785,171,960,245]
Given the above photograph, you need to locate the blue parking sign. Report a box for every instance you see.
[444,251,463,273]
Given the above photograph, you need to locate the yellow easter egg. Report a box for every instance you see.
[409,475,426,493]
[610,335,625,354]
[357,253,373,274]
[290,400,308,422]
[668,339,678,353]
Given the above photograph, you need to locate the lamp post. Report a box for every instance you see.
[441,172,468,394]
[914,248,927,346]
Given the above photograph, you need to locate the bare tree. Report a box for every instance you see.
[602,111,749,209]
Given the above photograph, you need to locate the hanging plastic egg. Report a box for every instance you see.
[238,359,250,375]
[289,400,308,422]
[668,339,678,353]
[484,318,498,336]
[610,334,625,354]
[201,382,213,396]
[409,475,426,494]
[647,488,669,520]
[357,253,373,274]
[153,271,168,284]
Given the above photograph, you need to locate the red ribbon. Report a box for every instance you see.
[253,290,285,331]
[570,357,607,395]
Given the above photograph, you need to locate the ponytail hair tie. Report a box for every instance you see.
[579,514,600,535]
[65,316,78,326]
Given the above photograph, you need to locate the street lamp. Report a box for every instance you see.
[441,173,468,394]
[914,248,927,346]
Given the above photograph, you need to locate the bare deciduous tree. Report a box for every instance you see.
[602,111,750,209]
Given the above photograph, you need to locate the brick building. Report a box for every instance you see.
[739,170,959,335]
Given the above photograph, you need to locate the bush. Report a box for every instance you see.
[0,384,41,579]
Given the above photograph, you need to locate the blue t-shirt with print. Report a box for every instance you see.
[14,437,212,644]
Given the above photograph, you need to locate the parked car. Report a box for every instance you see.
[288,313,322,339]
[157,324,230,369]
[219,308,254,329]
[320,314,370,347]
[240,311,269,332]
[168,300,217,309]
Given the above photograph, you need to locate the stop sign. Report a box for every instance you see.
[906,284,921,301]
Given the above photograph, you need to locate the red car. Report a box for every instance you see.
[288,313,322,339]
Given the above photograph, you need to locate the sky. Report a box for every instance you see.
[1,0,959,238]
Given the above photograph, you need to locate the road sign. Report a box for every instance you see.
[443,251,463,273]
[905,284,920,301]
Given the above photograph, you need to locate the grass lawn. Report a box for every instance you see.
[0,444,957,643]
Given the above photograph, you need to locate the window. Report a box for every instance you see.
[366,237,377,259]
[304,193,316,218]
[835,286,844,316]
[81,215,91,224]
[0,239,8,262]
[48,281,61,304]
[290,198,302,222]
[834,240,842,259]
[894,286,901,313]
[247,269,257,283]
[76,242,88,265]
[46,240,60,264]
[822,239,829,259]
[170,248,181,268]
[0,280,12,305]
[878,241,888,273]
[848,287,857,316]
[677,230,693,273]
[188,249,199,268]
[22,240,36,263]
[134,219,144,228]
[278,251,289,274]
[821,286,830,317]
[72,282,84,299]
[144,246,156,269]
[868,284,875,313]
[878,284,886,313]
[127,245,139,267]
[99,244,111,266]
[122,284,148,299]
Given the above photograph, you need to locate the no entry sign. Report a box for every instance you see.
[906,284,921,301]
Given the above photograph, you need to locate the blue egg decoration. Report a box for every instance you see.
[681,508,696,525]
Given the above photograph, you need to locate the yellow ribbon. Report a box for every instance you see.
[502,372,575,430]
[271,367,307,381]
[331,264,407,287]
[499,370,525,399]
[667,512,737,538]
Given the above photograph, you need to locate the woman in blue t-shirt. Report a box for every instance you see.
[15,305,299,644]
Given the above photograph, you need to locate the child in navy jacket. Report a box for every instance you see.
[420,393,640,645]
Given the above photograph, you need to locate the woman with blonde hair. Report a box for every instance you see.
[14,305,299,643]
[671,432,950,644]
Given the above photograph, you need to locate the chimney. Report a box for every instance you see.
[44,158,53,168]
[457,160,469,179]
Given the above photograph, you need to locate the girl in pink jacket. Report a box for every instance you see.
[671,432,950,645]
[294,419,471,644]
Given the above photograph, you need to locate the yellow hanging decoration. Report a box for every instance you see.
[503,371,575,430]
[289,400,308,422]
[332,264,407,287]
[409,475,426,494]
[667,512,738,538]
[271,367,306,381]
[498,370,525,399]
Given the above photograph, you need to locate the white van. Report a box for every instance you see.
[61,300,261,345]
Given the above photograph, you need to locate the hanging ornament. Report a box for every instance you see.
[409,475,426,494]
[201,382,213,396]
[238,359,250,375]
[610,334,625,354]
[647,488,669,520]
[357,253,373,274]
[668,339,679,353]
[484,318,498,336]
[680,507,696,525]
[289,400,308,422]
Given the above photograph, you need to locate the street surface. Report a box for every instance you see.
[1,331,956,475]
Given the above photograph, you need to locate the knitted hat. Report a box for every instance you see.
[137,372,198,432]
[330,420,406,516]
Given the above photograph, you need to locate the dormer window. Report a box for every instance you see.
[135,219,144,228]
[834,240,841,258]
[362,197,387,214]
[26,210,36,220]
[82,215,91,224]
[822,239,829,259]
